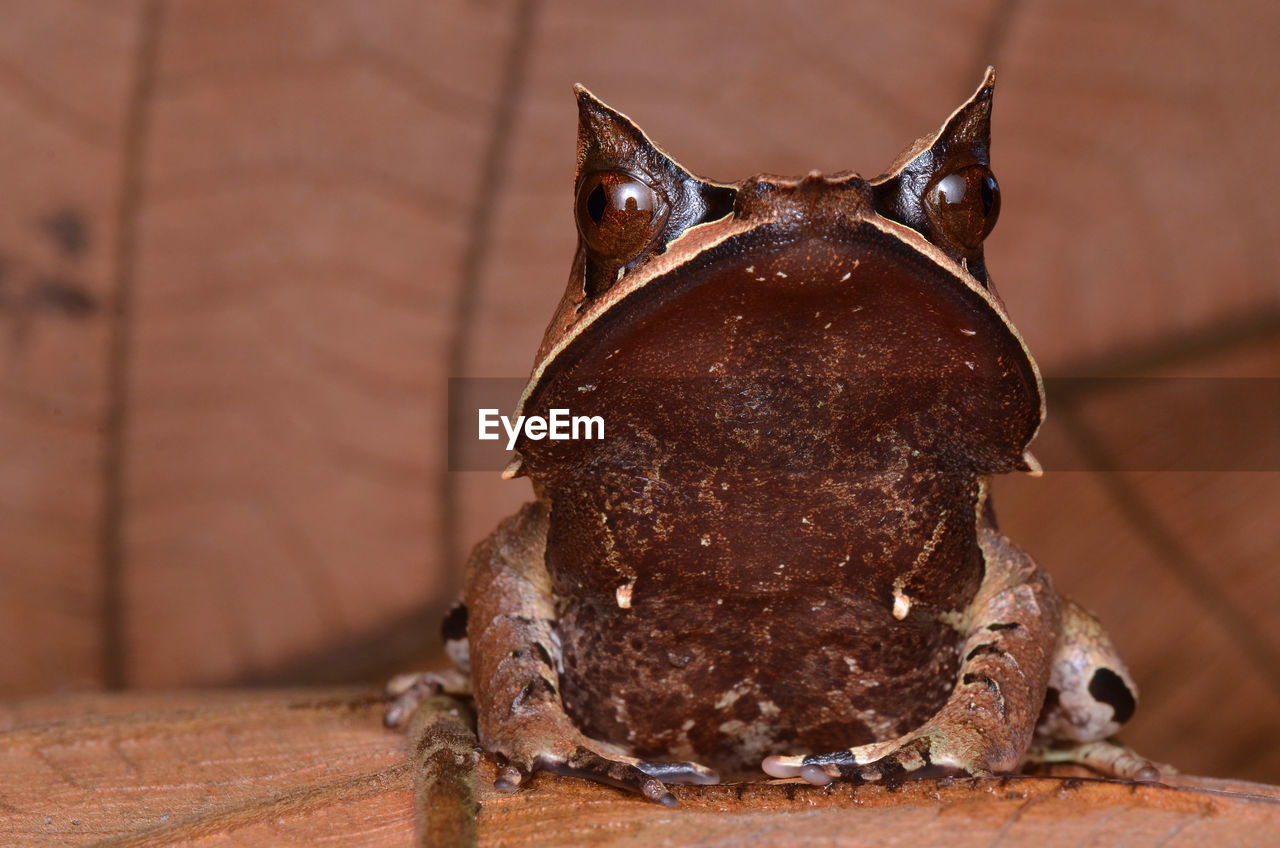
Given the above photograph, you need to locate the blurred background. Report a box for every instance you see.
[0,0,1276,783]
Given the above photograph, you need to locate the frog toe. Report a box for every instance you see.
[770,735,969,786]
[491,758,529,792]
[1023,739,1171,781]
[635,758,721,786]
[382,669,470,729]
[542,746,685,806]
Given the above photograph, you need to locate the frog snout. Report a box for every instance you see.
[735,171,874,225]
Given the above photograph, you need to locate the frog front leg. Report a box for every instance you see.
[468,501,719,806]
[764,520,1060,785]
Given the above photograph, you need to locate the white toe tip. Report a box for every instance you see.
[761,755,803,779]
[800,764,835,785]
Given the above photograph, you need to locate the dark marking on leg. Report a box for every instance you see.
[963,673,1005,718]
[556,747,678,807]
[987,622,1020,632]
[965,642,1003,661]
[878,759,910,786]
[802,750,857,768]
[963,672,997,691]
[534,642,554,667]
[512,676,556,711]
[1088,668,1136,724]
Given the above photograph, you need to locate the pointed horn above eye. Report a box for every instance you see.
[935,65,995,155]
[874,67,996,185]
[572,84,680,181]
[569,85,737,297]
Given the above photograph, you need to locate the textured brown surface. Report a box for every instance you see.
[0,0,1276,789]
[474,763,1280,848]
[1,690,1278,847]
[0,689,414,847]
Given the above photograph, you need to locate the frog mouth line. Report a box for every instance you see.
[509,222,1043,478]
[514,214,1041,430]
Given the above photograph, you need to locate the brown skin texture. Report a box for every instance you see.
[402,70,1152,803]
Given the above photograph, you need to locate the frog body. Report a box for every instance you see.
[388,69,1156,805]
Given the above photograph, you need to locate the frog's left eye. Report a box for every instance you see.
[925,165,1000,252]
[576,170,669,266]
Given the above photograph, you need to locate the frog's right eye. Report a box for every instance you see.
[924,165,1000,252]
[576,170,669,266]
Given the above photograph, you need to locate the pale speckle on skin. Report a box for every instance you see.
[892,578,913,620]
[700,535,711,547]
[964,361,976,370]
[616,580,635,609]
[840,271,852,282]
[745,265,754,273]
[824,322,832,329]
[756,276,766,281]
[775,270,788,278]
[960,328,977,336]
[759,700,780,717]
[715,684,749,710]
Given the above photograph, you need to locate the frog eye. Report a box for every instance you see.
[925,165,1000,252]
[576,170,669,265]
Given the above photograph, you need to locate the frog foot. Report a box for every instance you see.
[383,669,471,730]
[763,731,980,786]
[1023,739,1167,782]
[492,734,720,807]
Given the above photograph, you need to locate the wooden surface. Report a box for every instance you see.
[0,689,415,847]
[0,0,1277,788]
[2,689,1279,847]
